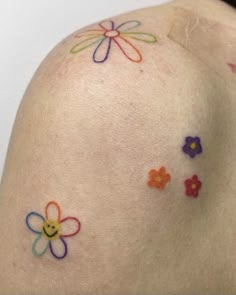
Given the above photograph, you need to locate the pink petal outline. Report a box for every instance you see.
[99,20,114,31]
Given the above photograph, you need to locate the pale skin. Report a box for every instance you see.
[0,0,236,294]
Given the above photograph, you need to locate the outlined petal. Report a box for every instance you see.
[49,237,68,260]
[99,20,114,31]
[74,29,104,38]
[60,217,81,238]
[32,234,49,257]
[116,20,141,32]
[75,32,104,40]
[93,37,112,63]
[45,201,61,222]
[113,36,142,63]
[25,212,45,234]
[70,36,105,54]
[121,32,157,43]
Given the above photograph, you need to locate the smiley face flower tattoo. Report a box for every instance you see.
[26,201,81,259]
[70,20,158,63]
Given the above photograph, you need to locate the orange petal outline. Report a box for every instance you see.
[113,35,142,63]
[45,201,61,222]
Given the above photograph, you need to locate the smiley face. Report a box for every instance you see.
[42,220,61,240]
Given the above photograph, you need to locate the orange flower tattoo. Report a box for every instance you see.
[147,166,171,189]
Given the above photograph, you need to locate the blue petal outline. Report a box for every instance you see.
[26,212,45,234]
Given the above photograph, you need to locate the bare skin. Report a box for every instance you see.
[0,0,236,294]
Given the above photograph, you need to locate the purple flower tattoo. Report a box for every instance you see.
[182,136,203,158]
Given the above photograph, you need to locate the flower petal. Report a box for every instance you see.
[49,237,68,259]
[113,36,142,63]
[93,37,112,63]
[194,137,201,144]
[121,32,157,43]
[164,174,171,182]
[149,169,159,178]
[70,36,105,54]
[159,167,166,176]
[60,217,81,238]
[116,20,141,32]
[32,234,49,256]
[75,32,104,40]
[26,212,45,234]
[186,137,194,144]
[45,201,61,222]
[192,175,198,182]
[75,29,104,37]
[99,20,114,31]
[148,179,157,187]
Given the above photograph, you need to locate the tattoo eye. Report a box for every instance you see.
[52,226,55,229]
[47,224,50,227]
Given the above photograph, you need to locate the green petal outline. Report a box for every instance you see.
[70,36,105,54]
[116,20,141,32]
[121,32,158,43]
[32,234,49,257]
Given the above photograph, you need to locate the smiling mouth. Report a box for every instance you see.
[43,227,58,238]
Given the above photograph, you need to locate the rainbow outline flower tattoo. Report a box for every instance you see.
[70,20,158,63]
[25,201,81,260]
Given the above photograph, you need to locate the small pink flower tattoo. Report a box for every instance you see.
[227,63,236,74]
[184,175,202,198]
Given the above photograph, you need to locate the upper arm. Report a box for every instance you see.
[0,4,235,295]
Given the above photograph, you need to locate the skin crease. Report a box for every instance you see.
[0,0,236,294]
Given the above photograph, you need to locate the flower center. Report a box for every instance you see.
[156,176,162,183]
[191,183,197,190]
[42,219,61,241]
[190,142,197,150]
[104,30,120,38]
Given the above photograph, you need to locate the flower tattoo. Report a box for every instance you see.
[70,20,158,63]
[25,201,81,259]
[228,63,236,74]
[148,166,171,190]
[182,136,203,158]
[184,175,202,198]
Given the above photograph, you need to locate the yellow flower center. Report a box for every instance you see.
[156,176,162,183]
[104,30,120,38]
[42,220,61,241]
[190,142,197,149]
[191,183,197,190]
